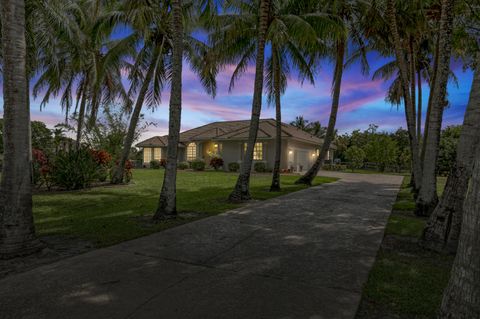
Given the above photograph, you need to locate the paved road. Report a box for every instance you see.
[0,172,402,319]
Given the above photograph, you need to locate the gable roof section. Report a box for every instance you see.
[136,136,169,148]
[136,119,326,147]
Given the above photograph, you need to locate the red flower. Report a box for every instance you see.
[90,149,112,165]
[125,160,134,170]
[32,149,48,166]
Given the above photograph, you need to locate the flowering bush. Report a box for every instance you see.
[124,160,134,183]
[90,149,112,166]
[209,157,224,170]
[32,149,54,190]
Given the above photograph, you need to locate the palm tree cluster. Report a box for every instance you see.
[0,0,479,316]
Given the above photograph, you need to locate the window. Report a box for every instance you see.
[143,148,152,163]
[153,148,161,160]
[186,143,197,161]
[244,142,263,160]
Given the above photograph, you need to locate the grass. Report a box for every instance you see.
[33,169,337,247]
[356,176,453,318]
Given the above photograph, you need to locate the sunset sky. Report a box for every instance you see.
[1,24,474,142]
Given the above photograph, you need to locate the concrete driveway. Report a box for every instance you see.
[0,172,402,319]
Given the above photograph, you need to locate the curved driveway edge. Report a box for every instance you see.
[0,172,403,319]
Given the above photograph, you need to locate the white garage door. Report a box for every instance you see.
[294,150,310,172]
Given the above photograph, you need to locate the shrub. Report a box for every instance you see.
[190,159,206,171]
[345,146,366,171]
[228,162,240,172]
[159,159,167,168]
[124,160,134,183]
[32,148,54,189]
[254,162,266,173]
[90,149,112,166]
[150,160,161,169]
[178,162,189,170]
[209,157,224,170]
[53,149,98,190]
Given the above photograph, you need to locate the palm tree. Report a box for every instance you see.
[209,0,270,201]
[415,0,457,216]
[32,0,130,148]
[153,0,184,218]
[385,0,424,193]
[296,0,364,185]
[212,0,331,199]
[0,0,42,258]
[438,143,480,318]
[111,0,217,184]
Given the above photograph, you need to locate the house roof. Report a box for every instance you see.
[136,119,328,148]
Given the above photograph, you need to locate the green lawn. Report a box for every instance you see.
[34,169,337,247]
[357,176,453,318]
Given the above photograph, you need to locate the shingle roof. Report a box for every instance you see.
[136,119,328,147]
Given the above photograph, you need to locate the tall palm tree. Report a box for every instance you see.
[111,0,217,184]
[296,0,364,185]
[32,0,129,148]
[153,0,184,218]
[0,0,42,258]
[209,0,270,201]
[438,143,480,318]
[415,0,457,216]
[385,0,423,193]
[421,53,479,253]
[212,0,331,199]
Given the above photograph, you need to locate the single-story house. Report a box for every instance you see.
[136,119,336,172]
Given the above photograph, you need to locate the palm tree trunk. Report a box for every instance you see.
[387,0,422,193]
[153,0,183,219]
[417,67,422,144]
[420,54,480,253]
[112,42,163,184]
[76,75,89,149]
[270,49,282,192]
[415,0,456,217]
[409,38,417,137]
[0,0,42,258]
[438,145,480,318]
[228,0,271,202]
[296,38,345,185]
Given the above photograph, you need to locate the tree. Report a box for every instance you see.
[0,0,42,258]
[437,125,462,175]
[31,121,53,151]
[111,0,216,184]
[438,145,480,318]
[421,53,480,254]
[364,134,398,172]
[385,0,423,193]
[296,0,366,185]
[223,0,271,202]
[290,116,310,131]
[345,146,365,171]
[154,0,184,218]
[415,0,457,217]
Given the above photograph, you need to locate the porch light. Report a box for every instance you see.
[288,150,293,155]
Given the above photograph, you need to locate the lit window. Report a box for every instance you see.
[153,148,161,160]
[316,149,320,156]
[244,142,263,160]
[143,148,152,163]
[186,143,197,161]
[213,143,222,154]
